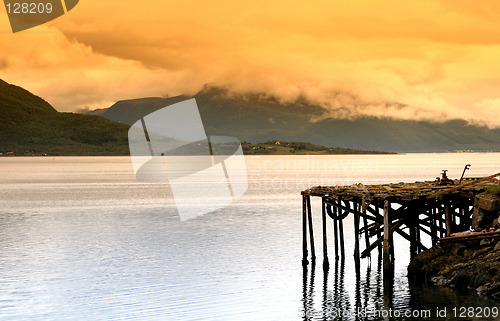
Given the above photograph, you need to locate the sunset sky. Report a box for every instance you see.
[1,0,500,126]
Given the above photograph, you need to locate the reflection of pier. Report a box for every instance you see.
[301,257,392,321]
[301,173,499,273]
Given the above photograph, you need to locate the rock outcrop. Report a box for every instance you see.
[408,190,500,299]
[408,240,500,299]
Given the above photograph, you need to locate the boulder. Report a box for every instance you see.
[477,284,490,296]
[472,196,500,231]
[472,206,486,231]
[478,193,500,211]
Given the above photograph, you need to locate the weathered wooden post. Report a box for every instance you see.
[321,199,329,269]
[376,204,382,256]
[383,199,391,273]
[415,212,421,253]
[332,202,339,260]
[354,201,361,269]
[409,207,417,260]
[362,196,371,258]
[306,196,316,264]
[389,229,395,264]
[302,194,309,266]
[440,203,446,238]
[445,200,451,236]
[430,206,438,246]
[338,198,345,259]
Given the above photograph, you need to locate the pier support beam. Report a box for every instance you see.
[430,206,438,246]
[415,214,421,253]
[321,199,329,269]
[409,208,417,260]
[332,203,339,260]
[302,195,309,266]
[362,196,371,258]
[376,204,382,256]
[337,197,345,260]
[445,202,451,237]
[306,196,316,265]
[440,203,446,238]
[354,201,360,269]
[383,200,392,273]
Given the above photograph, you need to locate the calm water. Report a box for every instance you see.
[0,154,499,320]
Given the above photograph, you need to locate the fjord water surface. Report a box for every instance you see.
[0,154,499,320]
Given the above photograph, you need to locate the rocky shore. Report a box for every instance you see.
[408,190,500,299]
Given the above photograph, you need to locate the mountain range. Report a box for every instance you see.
[1,78,499,155]
[0,79,380,156]
[92,86,500,153]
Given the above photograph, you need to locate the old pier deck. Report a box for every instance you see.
[301,173,500,273]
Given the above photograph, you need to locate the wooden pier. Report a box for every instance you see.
[301,173,500,273]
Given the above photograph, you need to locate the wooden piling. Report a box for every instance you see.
[383,200,391,273]
[354,201,360,269]
[440,204,446,238]
[362,196,371,258]
[332,202,339,260]
[430,206,437,246]
[338,198,345,259]
[389,229,395,265]
[306,196,316,264]
[302,194,308,266]
[445,202,451,237]
[415,213,421,253]
[376,204,382,256]
[409,208,417,260]
[321,199,329,269]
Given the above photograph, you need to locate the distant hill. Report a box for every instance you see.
[0,79,131,156]
[242,141,392,155]
[91,86,500,153]
[103,96,189,126]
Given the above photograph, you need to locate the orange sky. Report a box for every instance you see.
[1,0,500,126]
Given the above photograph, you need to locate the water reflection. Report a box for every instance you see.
[301,255,499,321]
[300,254,412,321]
[301,258,368,321]
[300,257,404,321]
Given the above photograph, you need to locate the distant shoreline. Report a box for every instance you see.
[4,151,500,157]
[5,151,500,157]
[0,140,394,157]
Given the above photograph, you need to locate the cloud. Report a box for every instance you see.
[74,107,92,114]
[472,99,500,127]
[1,0,500,127]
